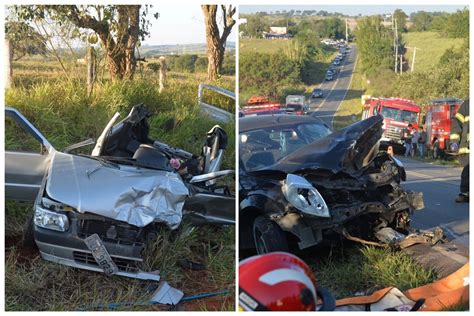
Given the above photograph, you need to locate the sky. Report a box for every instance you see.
[142,5,236,46]
[239,5,467,16]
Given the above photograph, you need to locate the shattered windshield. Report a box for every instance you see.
[381,107,419,124]
[240,122,332,171]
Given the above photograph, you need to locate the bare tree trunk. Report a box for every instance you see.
[87,46,96,95]
[158,56,167,93]
[67,5,141,80]
[124,5,140,80]
[202,5,236,81]
[5,38,13,89]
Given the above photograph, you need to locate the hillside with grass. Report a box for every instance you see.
[403,32,465,73]
[239,38,291,54]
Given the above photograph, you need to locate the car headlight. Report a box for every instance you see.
[34,205,70,232]
[282,174,330,218]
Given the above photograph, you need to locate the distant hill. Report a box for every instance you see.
[55,42,236,58]
[138,42,236,58]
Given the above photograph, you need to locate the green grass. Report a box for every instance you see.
[403,32,465,73]
[239,39,337,105]
[239,38,293,54]
[5,211,235,311]
[303,246,438,299]
[5,57,236,311]
[333,55,365,130]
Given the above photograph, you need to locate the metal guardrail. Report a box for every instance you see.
[198,84,235,123]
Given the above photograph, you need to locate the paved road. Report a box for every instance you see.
[309,44,358,129]
[397,157,469,246]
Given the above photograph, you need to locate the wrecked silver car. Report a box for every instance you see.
[239,114,424,254]
[5,105,234,280]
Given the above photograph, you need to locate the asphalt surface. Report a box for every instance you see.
[309,44,358,129]
[398,157,469,246]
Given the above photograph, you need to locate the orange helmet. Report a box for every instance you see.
[239,252,335,311]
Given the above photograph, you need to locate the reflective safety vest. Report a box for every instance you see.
[450,100,470,154]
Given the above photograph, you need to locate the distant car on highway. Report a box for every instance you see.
[325,73,334,81]
[333,59,341,66]
[327,67,338,75]
[311,88,323,99]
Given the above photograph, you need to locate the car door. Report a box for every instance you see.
[5,108,55,201]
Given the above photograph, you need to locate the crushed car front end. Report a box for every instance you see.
[239,114,424,252]
[23,104,235,279]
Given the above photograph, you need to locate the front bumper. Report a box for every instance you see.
[275,191,424,250]
[34,215,160,281]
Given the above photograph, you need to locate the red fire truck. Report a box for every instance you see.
[361,96,421,147]
[424,98,462,159]
[240,96,282,116]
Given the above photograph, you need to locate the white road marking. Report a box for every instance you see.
[331,50,359,128]
[405,170,459,186]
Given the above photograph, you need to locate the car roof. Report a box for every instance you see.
[239,114,325,132]
[313,88,322,91]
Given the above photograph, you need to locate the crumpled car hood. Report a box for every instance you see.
[260,115,384,174]
[45,152,189,228]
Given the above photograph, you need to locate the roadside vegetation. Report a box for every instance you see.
[239,17,342,105]
[303,245,437,299]
[5,4,236,311]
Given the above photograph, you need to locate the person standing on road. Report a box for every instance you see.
[412,129,419,157]
[403,124,413,157]
[450,100,469,203]
[418,127,427,159]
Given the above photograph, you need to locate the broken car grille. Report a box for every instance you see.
[73,251,140,273]
[77,219,144,247]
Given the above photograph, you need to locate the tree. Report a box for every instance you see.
[393,9,408,32]
[443,8,469,38]
[354,16,393,74]
[202,5,236,81]
[11,5,158,80]
[242,13,269,38]
[411,11,432,32]
[5,21,47,61]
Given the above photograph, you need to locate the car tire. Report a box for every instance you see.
[22,212,37,249]
[253,216,289,254]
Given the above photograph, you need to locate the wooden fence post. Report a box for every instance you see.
[158,56,167,93]
[5,38,13,89]
[87,46,96,95]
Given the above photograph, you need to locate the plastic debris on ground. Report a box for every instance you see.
[151,281,184,305]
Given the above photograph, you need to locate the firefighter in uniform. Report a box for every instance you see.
[450,100,469,203]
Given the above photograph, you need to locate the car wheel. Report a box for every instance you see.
[22,211,37,249]
[432,140,440,159]
[253,216,289,254]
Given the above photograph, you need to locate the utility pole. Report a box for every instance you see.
[394,18,399,73]
[400,53,403,74]
[411,47,417,72]
[345,18,348,42]
[406,46,420,72]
